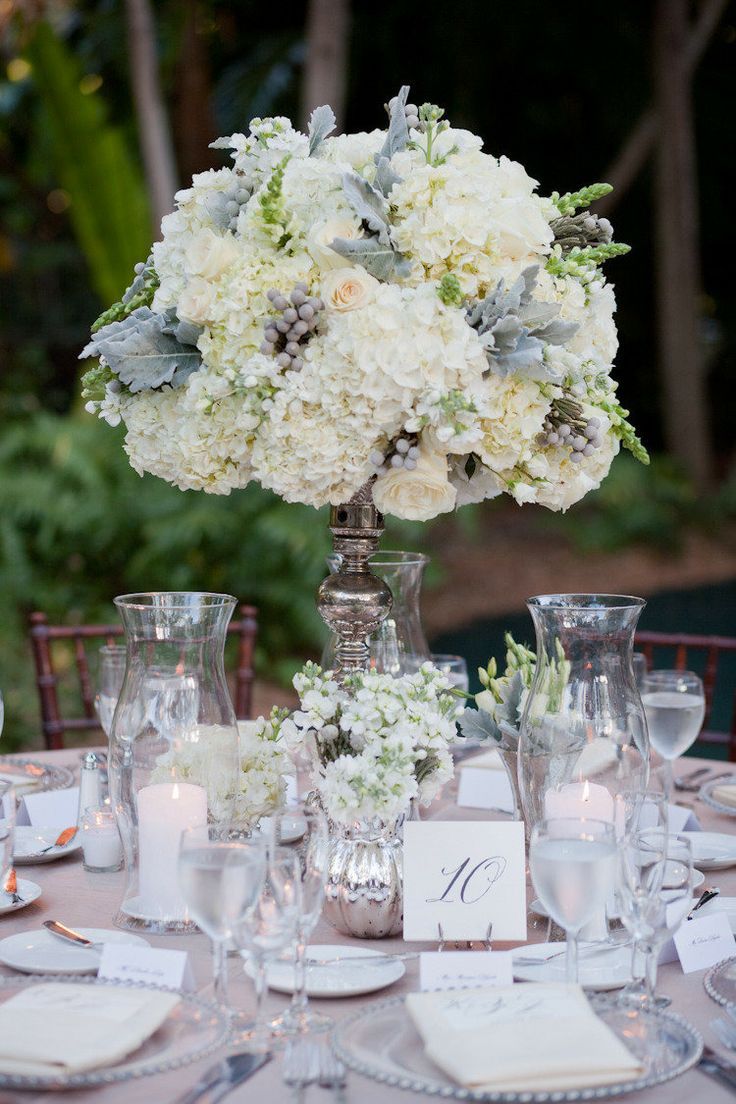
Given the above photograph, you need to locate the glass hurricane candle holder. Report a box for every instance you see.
[108,592,241,934]
[80,806,123,873]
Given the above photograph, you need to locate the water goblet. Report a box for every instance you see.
[234,849,303,1052]
[641,670,705,800]
[617,825,669,1007]
[266,802,330,1035]
[529,817,617,983]
[178,826,266,1008]
[0,781,16,886]
[430,654,469,693]
[95,645,127,735]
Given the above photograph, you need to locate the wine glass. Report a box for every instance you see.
[233,849,302,1052]
[178,826,266,1008]
[632,652,647,689]
[641,670,705,800]
[266,802,330,1035]
[529,817,617,983]
[0,781,15,890]
[430,654,469,693]
[95,645,127,735]
[618,829,693,1008]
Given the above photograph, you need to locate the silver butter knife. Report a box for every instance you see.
[43,920,102,949]
[177,1052,270,1104]
[698,1046,736,1094]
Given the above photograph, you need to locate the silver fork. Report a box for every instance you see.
[514,941,630,967]
[317,1044,348,1104]
[282,1038,321,1104]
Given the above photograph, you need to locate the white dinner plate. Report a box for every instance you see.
[247,943,406,998]
[0,927,149,975]
[13,826,82,865]
[512,942,632,991]
[678,831,736,871]
[0,880,41,915]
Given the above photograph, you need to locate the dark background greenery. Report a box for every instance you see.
[1,2,734,748]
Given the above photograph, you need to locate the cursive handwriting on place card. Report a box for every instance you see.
[403,822,526,942]
[98,944,196,991]
[420,950,513,991]
[673,911,736,973]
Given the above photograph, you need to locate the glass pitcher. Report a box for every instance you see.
[517,594,649,838]
[108,592,241,934]
[321,550,430,676]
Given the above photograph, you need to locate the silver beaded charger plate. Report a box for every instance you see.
[704,956,736,1007]
[332,993,702,1102]
[0,757,75,795]
[0,974,229,1091]
[699,775,736,817]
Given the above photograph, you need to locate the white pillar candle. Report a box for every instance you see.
[137,782,207,920]
[544,780,615,825]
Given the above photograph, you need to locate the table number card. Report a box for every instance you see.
[403,821,526,942]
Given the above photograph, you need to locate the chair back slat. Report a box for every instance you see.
[636,630,736,761]
[28,606,258,749]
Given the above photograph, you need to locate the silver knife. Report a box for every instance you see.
[43,920,102,949]
[698,1046,736,1094]
[176,1053,270,1104]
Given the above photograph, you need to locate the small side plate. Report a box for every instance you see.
[0,927,149,975]
[0,879,42,915]
[13,826,82,866]
[247,943,406,998]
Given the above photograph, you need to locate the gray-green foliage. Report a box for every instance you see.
[80,308,202,393]
[341,173,391,244]
[467,266,578,379]
[307,104,336,156]
[379,85,410,160]
[329,236,412,281]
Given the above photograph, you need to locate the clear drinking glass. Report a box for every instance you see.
[431,654,469,693]
[234,850,302,1052]
[0,782,15,889]
[95,645,127,736]
[632,652,647,689]
[178,826,266,1009]
[641,671,705,801]
[617,830,693,1008]
[529,816,617,983]
[266,803,330,1035]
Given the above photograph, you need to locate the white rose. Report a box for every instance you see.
[177,277,214,324]
[321,267,379,313]
[307,217,363,271]
[187,228,239,280]
[372,446,457,521]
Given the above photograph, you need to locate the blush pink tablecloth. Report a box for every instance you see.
[0,750,734,1104]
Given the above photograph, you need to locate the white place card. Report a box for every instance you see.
[420,950,513,991]
[636,800,700,833]
[17,787,79,831]
[98,944,196,991]
[403,822,526,942]
[457,766,514,814]
[673,912,736,973]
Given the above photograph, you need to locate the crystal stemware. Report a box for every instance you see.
[178,826,266,1009]
[0,781,15,887]
[267,802,330,1035]
[95,645,127,736]
[234,849,302,1052]
[641,670,705,801]
[529,816,617,983]
[430,654,469,693]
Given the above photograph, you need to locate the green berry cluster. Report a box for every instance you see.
[437,273,463,306]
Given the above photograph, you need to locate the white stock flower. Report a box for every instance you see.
[373,445,457,521]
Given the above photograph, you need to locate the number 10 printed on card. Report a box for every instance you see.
[402,822,527,942]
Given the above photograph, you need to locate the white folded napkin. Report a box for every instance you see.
[406,983,644,1093]
[711,784,736,809]
[0,983,179,1078]
[464,749,505,770]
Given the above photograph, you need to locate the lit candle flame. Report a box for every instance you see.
[582,779,590,802]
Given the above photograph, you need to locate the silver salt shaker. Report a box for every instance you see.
[77,752,103,825]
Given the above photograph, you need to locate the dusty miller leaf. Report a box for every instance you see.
[458,706,502,745]
[341,172,391,245]
[80,307,201,393]
[308,104,337,156]
[330,236,411,281]
[378,85,409,161]
[374,155,402,197]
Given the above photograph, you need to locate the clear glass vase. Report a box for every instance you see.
[108,592,241,934]
[518,595,649,838]
[321,550,430,676]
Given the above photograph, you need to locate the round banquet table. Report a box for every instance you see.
[1,750,735,1104]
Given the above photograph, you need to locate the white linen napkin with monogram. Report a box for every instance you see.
[406,982,644,1092]
[0,983,179,1077]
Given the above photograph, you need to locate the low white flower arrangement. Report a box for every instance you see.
[150,715,291,825]
[81,85,647,520]
[271,661,461,827]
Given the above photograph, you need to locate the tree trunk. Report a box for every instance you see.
[301,0,350,131]
[174,0,219,181]
[125,0,178,234]
[653,0,713,489]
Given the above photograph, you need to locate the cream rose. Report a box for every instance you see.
[177,277,214,324]
[372,446,457,521]
[307,217,363,271]
[321,267,379,313]
[187,228,239,280]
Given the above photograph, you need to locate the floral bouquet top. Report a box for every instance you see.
[273,661,461,826]
[81,86,646,521]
